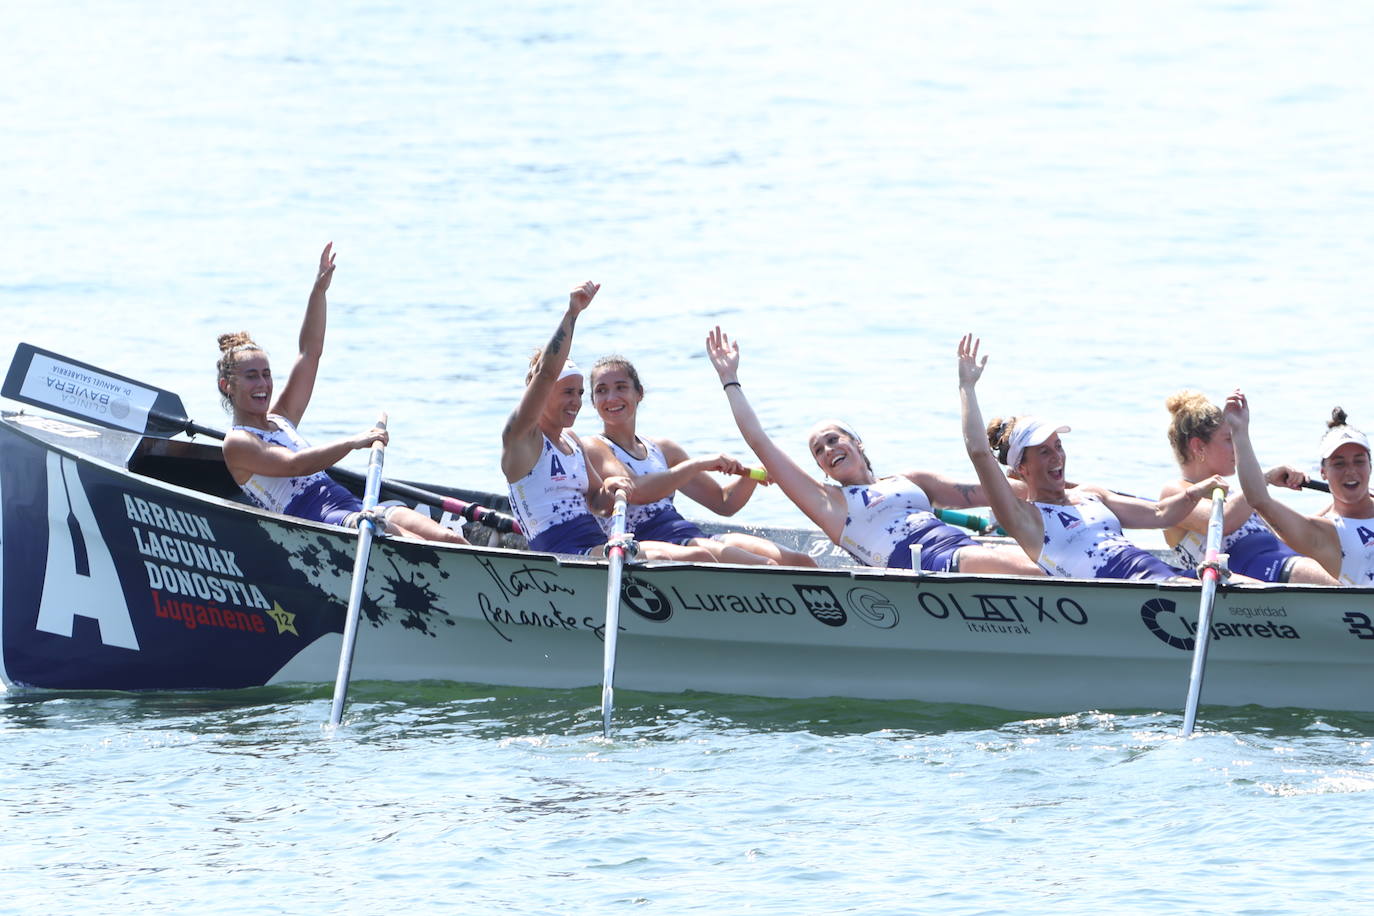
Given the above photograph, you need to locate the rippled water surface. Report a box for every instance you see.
[5,1,1374,912]
[8,687,1374,914]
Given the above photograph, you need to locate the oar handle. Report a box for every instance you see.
[359,412,388,519]
[1303,480,1331,493]
[729,466,769,481]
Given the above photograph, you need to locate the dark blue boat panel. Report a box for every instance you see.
[1,430,345,689]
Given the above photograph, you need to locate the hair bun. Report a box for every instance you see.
[218,331,257,353]
[985,416,1017,464]
[1165,389,1207,416]
[1330,406,1350,429]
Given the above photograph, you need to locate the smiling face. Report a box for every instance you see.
[541,373,584,431]
[1016,432,1067,495]
[221,350,272,419]
[1321,442,1371,506]
[591,365,643,429]
[808,426,870,485]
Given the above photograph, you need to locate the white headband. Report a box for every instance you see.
[808,419,862,446]
[558,359,582,381]
[1006,417,1071,468]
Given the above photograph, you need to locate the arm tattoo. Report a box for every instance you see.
[545,325,568,358]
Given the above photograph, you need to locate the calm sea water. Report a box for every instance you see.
[5,1,1374,912]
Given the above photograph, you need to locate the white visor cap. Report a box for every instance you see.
[1320,424,1371,459]
[1006,417,1071,469]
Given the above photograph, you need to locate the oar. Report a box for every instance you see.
[329,413,388,726]
[2,342,521,533]
[600,492,630,738]
[1181,486,1226,737]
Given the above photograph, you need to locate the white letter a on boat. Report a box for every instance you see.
[35,453,140,650]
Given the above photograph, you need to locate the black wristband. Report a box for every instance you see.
[723,381,741,391]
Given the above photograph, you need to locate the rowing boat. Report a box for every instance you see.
[3,407,1373,713]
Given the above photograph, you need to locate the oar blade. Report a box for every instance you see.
[4,342,193,438]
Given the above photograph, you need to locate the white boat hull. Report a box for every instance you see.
[4,411,1373,714]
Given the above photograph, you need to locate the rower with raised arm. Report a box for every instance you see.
[502,286,729,562]
[1162,390,1336,584]
[218,244,468,544]
[957,334,1226,580]
[704,326,1039,574]
[1226,393,1374,584]
[585,355,813,566]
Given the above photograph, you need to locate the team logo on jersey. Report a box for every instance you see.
[793,584,847,627]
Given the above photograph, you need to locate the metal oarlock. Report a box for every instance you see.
[1197,552,1232,582]
[607,533,640,560]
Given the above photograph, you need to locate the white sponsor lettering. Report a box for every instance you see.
[124,495,266,611]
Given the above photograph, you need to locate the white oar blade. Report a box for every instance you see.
[4,342,191,437]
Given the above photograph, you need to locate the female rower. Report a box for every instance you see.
[957,334,1225,580]
[585,355,815,566]
[705,326,1039,574]
[219,244,467,544]
[1162,390,1335,584]
[1226,392,1374,584]
[502,285,731,561]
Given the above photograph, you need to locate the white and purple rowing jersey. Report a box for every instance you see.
[233,415,361,524]
[1171,511,1297,582]
[507,433,595,545]
[836,476,970,568]
[1035,496,1179,580]
[588,434,675,529]
[1333,515,1374,585]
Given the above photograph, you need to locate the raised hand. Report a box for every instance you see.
[706,326,740,382]
[1223,389,1250,431]
[569,281,600,313]
[316,242,337,291]
[957,333,987,388]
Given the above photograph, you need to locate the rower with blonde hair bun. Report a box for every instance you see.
[1160,389,1335,584]
[219,244,468,544]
